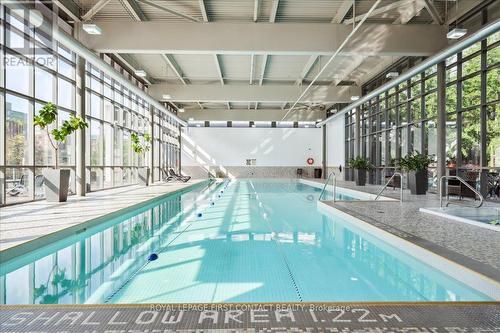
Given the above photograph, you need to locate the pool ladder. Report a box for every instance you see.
[439,175,484,208]
[319,171,337,202]
[375,172,403,203]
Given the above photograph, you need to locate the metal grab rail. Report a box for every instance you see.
[375,172,403,202]
[319,172,337,202]
[439,175,484,208]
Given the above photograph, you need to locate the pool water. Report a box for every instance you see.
[0,179,493,304]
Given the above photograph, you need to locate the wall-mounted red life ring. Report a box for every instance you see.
[307,158,314,165]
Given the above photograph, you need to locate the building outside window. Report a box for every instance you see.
[0,8,181,206]
[346,15,499,200]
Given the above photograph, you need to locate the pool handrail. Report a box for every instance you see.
[319,171,337,202]
[375,172,403,203]
[439,175,484,208]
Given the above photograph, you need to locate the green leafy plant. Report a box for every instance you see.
[34,103,88,169]
[490,220,499,226]
[348,156,373,170]
[131,132,152,164]
[397,151,433,172]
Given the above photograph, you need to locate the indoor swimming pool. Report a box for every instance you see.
[0,179,496,304]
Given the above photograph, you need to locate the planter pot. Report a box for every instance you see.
[408,169,427,195]
[354,169,367,186]
[42,169,70,202]
[138,167,150,186]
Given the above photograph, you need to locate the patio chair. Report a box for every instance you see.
[169,169,191,182]
[34,174,45,198]
[446,169,479,200]
[384,170,401,189]
[7,174,26,196]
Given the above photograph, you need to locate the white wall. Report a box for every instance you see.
[326,116,345,167]
[182,127,322,167]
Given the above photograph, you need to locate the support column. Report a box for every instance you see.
[178,125,182,174]
[76,56,86,196]
[480,36,488,196]
[322,124,327,179]
[436,61,446,195]
[354,107,360,157]
[149,106,155,183]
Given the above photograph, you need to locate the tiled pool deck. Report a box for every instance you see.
[0,180,206,253]
[310,178,500,280]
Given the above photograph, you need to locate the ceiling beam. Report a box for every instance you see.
[344,0,415,25]
[119,0,148,21]
[138,0,199,22]
[295,55,319,85]
[423,0,443,25]
[213,54,225,85]
[81,0,111,21]
[199,0,208,22]
[162,54,188,84]
[250,54,255,85]
[213,54,229,109]
[149,84,360,104]
[331,1,352,23]
[393,0,425,24]
[332,55,365,85]
[258,55,268,85]
[161,55,207,109]
[445,0,482,25]
[269,0,280,22]
[253,0,259,22]
[114,54,153,85]
[252,0,278,108]
[53,0,82,22]
[80,22,448,57]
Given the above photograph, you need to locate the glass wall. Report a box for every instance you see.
[0,7,181,205]
[345,29,499,200]
[0,7,77,205]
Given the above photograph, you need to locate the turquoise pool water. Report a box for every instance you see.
[0,179,492,304]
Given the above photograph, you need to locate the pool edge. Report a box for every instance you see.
[0,180,212,264]
[317,201,500,300]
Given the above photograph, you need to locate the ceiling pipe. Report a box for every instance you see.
[281,0,382,122]
[317,18,500,128]
[3,1,188,127]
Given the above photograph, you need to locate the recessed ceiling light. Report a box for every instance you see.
[178,108,185,113]
[386,72,399,79]
[351,96,360,101]
[162,94,171,99]
[82,23,102,35]
[134,70,147,77]
[447,28,467,39]
[188,117,194,121]
[316,119,322,122]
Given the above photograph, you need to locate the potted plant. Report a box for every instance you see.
[348,156,373,186]
[131,132,152,186]
[34,103,88,202]
[397,151,433,195]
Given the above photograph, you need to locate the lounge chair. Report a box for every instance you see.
[169,169,191,182]
[7,174,26,196]
[162,169,174,182]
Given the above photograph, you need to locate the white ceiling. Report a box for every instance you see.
[70,0,478,119]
